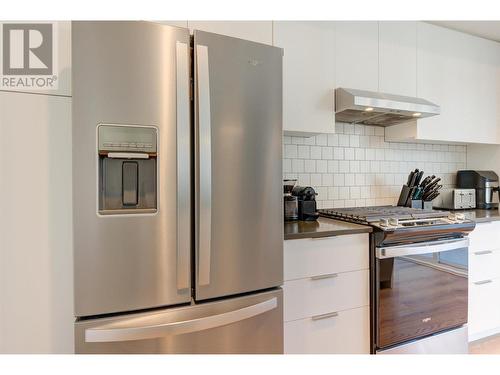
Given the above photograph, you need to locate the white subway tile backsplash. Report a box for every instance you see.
[339,160,349,173]
[297,145,310,159]
[292,159,304,173]
[310,146,321,159]
[285,144,297,158]
[305,159,316,173]
[344,147,355,160]
[316,134,328,146]
[338,134,350,147]
[316,160,327,173]
[321,147,333,160]
[283,123,467,208]
[327,160,339,173]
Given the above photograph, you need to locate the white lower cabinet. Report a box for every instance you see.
[284,269,369,322]
[284,234,370,354]
[469,278,500,341]
[285,306,370,354]
[468,221,500,341]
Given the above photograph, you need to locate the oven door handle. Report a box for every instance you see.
[376,238,469,259]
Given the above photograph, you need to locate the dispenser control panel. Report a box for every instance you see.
[98,125,157,153]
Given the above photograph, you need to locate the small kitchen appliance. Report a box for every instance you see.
[457,170,499,209]
[433,188,476,210]
[291,186,319,221]
[284,179,299,221]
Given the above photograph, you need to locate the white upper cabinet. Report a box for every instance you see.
[335,21,379,92]
[187,21,273,45]
[274,21,335,136]
[378,21,417,97]
[386,22,500,144]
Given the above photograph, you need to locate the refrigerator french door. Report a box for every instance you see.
[193,30,283,301]
[72,21,283,354]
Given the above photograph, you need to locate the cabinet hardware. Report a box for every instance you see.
[312,311,339,321]
[474,280,493,285]
[311,273,338,281]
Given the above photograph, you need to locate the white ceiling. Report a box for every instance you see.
[429,21,500,43]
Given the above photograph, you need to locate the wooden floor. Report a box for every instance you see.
[469,334,500,354]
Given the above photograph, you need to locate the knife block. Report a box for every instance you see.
[397,185,412,207]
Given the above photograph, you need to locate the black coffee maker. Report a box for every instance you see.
[291,186,319,221]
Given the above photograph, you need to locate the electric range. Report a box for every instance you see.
[318,206,476,354]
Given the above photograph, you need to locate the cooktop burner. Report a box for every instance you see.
[318,205,449,223]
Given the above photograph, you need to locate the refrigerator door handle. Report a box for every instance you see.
[197,44,212,286]
[176,41,191,291]
[85,297,278,343]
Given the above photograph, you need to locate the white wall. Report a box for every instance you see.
[284,123,467,208]
[0,22,73,353]
[467,143,500,175]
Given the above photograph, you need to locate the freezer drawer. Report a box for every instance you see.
[75,289,283,354]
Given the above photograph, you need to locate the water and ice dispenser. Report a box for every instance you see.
[98,125,158,214]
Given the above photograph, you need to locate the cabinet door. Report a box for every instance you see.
[188,21,272,45]
[469,278,500,340]
[379,21,417,97]
[335,21,378,91]
[416,22,500,144]
[274,21,335,136]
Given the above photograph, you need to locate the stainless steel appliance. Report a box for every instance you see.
[284,179,299,221]
[335,88,440,126]
[457,170,499,209]
[433,188,476,210]
[318,206,475,354]
[72,21,283,354]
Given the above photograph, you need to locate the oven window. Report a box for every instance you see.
[377,247,468,349]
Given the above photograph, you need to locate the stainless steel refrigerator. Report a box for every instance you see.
[72,21,283,354]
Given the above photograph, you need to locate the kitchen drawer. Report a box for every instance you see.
[468,277,500,339]
[284,306,370,354]
[468,222,500,253]
[470,248,500,282]
[284,234,369,281]
[284,269,369,322]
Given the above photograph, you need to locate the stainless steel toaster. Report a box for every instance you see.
[433,188,476,209]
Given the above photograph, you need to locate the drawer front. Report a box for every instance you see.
[470,249,500,282]
[284,306,370,354]
[468,277,500,338]
[468,222,500,253]
[284,234,369,281]
[284,269,369,322]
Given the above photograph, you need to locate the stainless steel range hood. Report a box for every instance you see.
[335,88,440,126]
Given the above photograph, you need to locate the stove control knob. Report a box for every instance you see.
[455,213,465,221]
[380,218,389,227]
[448,213,457,221]
[389,218,399,226]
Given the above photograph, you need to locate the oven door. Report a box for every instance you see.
[375,237,469,350]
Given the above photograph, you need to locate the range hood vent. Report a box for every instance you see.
[335,88,440,126]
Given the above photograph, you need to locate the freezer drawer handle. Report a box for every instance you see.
[85,297,278,343]
[197,44,212,286]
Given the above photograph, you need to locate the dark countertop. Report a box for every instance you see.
[284,217,372,240]
[459,208,500,223]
